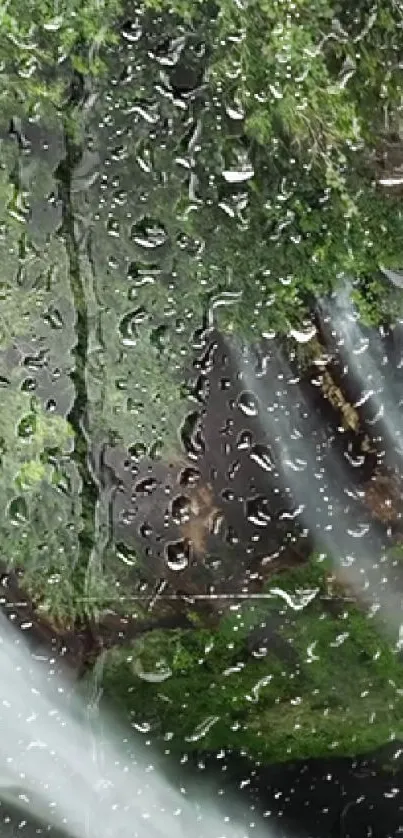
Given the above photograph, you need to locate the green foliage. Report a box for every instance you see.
[86,304,190,455]
[101,553,403,763]
[0,380,80,619]
[2,0,403,769]
[137,0,403,337]
[0,0,122,118]
[0,383,73,490]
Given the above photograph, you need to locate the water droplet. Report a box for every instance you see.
[43,16,63,31]
[185,716,219,743]
[179,466,201,488]
[21,378,36,393]
[116,543,138,567]
[278,505,305,521]
[250,444,273,472]
[246,496,271,527]
[237,391,259,417]
[8,496,29,525]
[347,523,371,538]
[131,217,168,249]
[211,511,224,536]
[128,442,147,461]
[23,350,47,371]
[17,413,36,439]
[43,306,64,330]
[127,261,159,283]
[165,540,190,571]
[139,522,153,538]
[180,412,205,459]
[149,439,163,460]
[222,488,235,501]
[122,19,142,43]
[219,377,231,391]
[228,460,241,480]
[225,103,245,121]
[283,457,307,473]
[120,508,137,526]
[150,324,169,353]
[119,310,144,346]
[226,526,240,546]
[237,430,252,450]
[135,477,158,496]
[133,655,172,683]
[222,167,254,184]
[107,217,120,237]
[290,325,317,343]
[171,495,191,525]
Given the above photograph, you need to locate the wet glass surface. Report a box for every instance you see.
[2,2,403,836]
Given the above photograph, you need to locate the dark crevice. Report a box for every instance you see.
[55,75,98,628]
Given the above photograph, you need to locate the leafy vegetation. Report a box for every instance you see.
[138,0,403,336]
[0,0,403,769]
[101,555,403,763]
[0,0,122,121]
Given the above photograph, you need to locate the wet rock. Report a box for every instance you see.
[363,470,403,524]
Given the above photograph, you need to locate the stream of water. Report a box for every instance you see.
[0,611,282,838]
[233,290,403,639]
[319,283,403,460]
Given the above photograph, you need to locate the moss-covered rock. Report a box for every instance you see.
[99,555,403,763]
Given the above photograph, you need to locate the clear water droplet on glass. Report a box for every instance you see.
[237,391,259,417]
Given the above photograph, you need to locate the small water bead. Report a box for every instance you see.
[165,539,190,571]
[249,444,274,472]
[43,305,64,330]
[179,466,201,488]
[135,477,158,496]
[128,442,147,461]
[119,310,143,346]
[7,496,29,524]
[246,496,271,527]
[237,430,252,450]
[221,488,235,502]
[171,494,192,525]
[21,377,37,392]
[131,217,168,249]
[139,522,153,538]
[237,390,259,417]
[17,413,36,439]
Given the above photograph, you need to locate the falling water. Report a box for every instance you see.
[318,281,403,459]
[0,612,282,838]
[233,325,403,636]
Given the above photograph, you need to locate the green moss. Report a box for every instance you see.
[133,0,403,338]
[100,552,403,763]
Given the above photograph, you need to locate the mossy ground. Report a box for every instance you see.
[99,555,403,764]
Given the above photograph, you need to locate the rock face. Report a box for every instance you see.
[93,322,403,622]
[363,470,403,524]
[8,320,403,673]
[0,562,96,680]
[98,331,313,606]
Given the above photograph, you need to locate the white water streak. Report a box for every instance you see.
[319,283,403,457]
[233,337,403,635]
[0,613,280,838]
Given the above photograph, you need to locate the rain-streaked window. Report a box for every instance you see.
[1,2,403,837]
